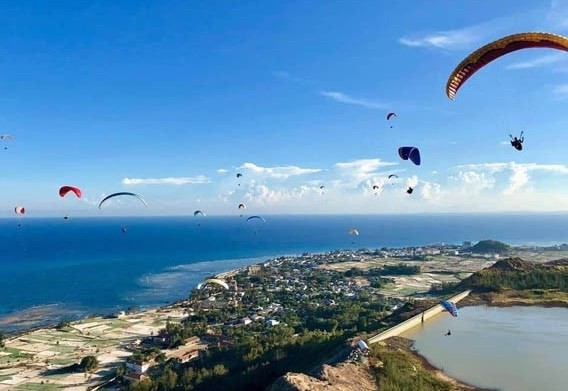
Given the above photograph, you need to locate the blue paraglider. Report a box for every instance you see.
[441,300,458,317]
[398,146,421,166]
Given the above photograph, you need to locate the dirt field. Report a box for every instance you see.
[0,307,187,390]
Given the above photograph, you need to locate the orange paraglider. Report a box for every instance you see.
[446,32,568,99]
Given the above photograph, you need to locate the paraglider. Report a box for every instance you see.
[194,210,206,227]
[98,192,147,209]
[14,206,25,227]
[372,184,381,194]
[398,146,421,166]
[509,131,524,151]
[388,174,398,179]
[238,203,246,217]
[246,215,266,223]
[386,112,397,128]
[406,187,414,194]
[59,186,82,220]
[0,134,13,150]
[236,173,243,186]
[247,215,265,235]
[319,185,325,195]
[441,300,459,317]
[197,278,229,290]
[445,330,452,336]
[349,228,359,245]
[59,186,82,198]
[121,226,127,234]
[446,32,568,100]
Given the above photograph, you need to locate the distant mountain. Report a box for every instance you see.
[469,239,510,254]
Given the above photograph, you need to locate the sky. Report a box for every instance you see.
[1,0,568,216]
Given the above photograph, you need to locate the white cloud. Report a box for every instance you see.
[506,53,566,69]
[334,159,399,186]
[406,175,419,188]
[420,182,442,201]
[552,84,568,96]
[453,162,568,195]
[399,11,546,51]
[122,176,210,185]
[217,169,228,174]
[320,91,389,110]
[239,162,322,179]
[272,70,314,83]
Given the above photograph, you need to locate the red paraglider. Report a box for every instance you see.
[59,186,82,198]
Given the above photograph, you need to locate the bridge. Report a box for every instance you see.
[368,290,471,344]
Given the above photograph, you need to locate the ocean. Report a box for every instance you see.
[0,213,566,332]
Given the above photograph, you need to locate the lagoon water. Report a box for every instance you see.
[401,306,568,391]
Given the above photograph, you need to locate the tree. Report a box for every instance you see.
[0,331,5,348]
[79,355,99,373]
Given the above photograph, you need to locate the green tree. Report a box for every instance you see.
[79,355,99,373]
[0,331,5,349]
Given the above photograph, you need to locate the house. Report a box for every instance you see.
[266,319,280,327]
[125,358,154,375]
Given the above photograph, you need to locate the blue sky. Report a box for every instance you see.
[1,0,567,216]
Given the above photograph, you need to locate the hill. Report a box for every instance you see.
[457,257,568,293]
[469,240,510,254]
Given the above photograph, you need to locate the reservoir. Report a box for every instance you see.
[400,306,568,391]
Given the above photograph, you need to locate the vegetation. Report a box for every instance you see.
[79,355,99,373]
[0,331,4,349]
[370,340,453,391]
[458,258,568,293]
[55,321,71,330]
[344,263,420,277]
[469,239,510,254]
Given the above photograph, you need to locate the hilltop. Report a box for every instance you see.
[468,240,510,254]
[457,257,568,307]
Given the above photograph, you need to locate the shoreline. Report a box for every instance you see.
[409,342,496,391]
[378,336,494,391]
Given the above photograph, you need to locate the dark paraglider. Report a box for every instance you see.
[509,131,524,151]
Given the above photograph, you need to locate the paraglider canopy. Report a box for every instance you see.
[388,174,399,179]
[238,203,246,210]
[441,300,459,317]
[197,278,229,290]
[398,146,421,166]
[194,210,206,217]
[236,173,243,178]
[446,32,568,99]
[98,192,147,209]
[406,187,414,194]
[349,228,359,236]
[59,186,82,198]
[246,215,266,223]
[14,206,25,215]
